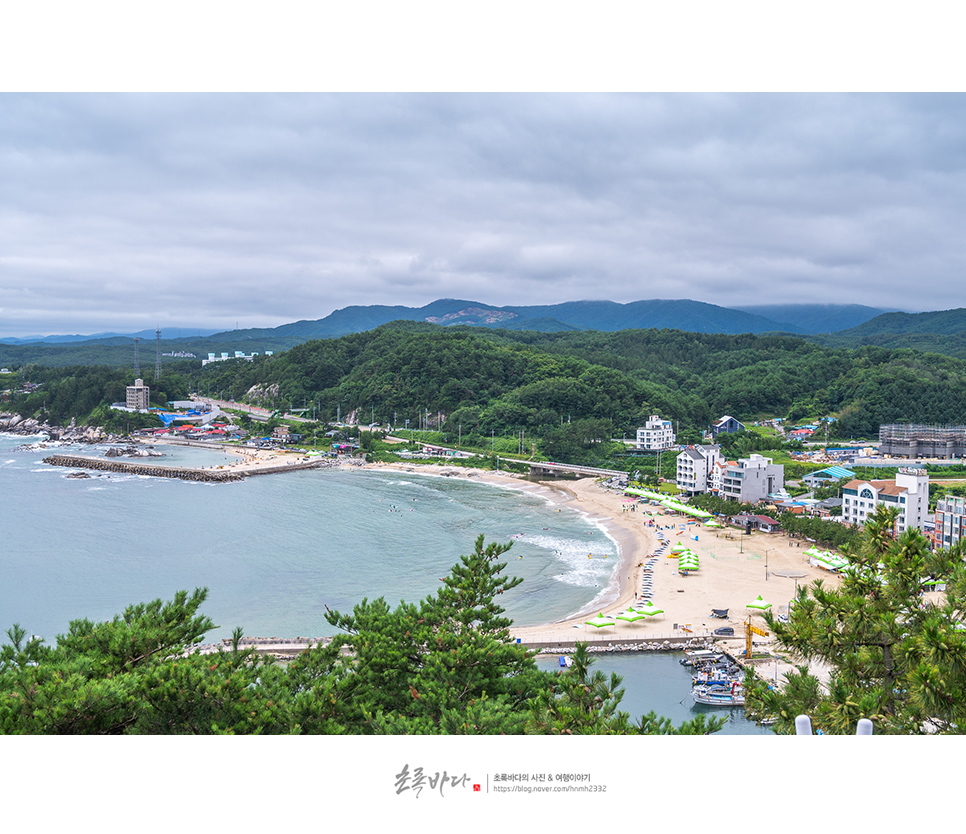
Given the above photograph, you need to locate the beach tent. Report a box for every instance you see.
[585,613,615,629]
[633,601,665,618]
[679,555,700,571]
[615,609,649,624]
[747,596,772,611]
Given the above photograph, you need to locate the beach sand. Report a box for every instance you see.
[360,461,840,684]
[147,440,836,679]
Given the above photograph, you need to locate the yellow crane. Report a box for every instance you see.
[745,615,769,658]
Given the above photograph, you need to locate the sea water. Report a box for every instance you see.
[537,653,774,735]
[1,434,771,735]
[1,435,618,642]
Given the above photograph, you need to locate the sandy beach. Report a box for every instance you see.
[147,439,839,675]
[354,461,841,656]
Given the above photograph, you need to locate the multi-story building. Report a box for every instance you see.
[879,423,966,459]
[935,495,966,549]
[719,454,784,503]
[676,444,722,494]
[840,467,929,533]
[636,415,675,451]
[126,378,150,411]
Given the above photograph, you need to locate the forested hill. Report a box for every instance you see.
[191,322,966,441]
[814,308,966,357]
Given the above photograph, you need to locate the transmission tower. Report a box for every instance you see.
[155,327,162,381]
[133,337,141,375]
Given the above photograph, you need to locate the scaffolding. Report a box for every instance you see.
[880,424,966,442]
[879,424,966,458]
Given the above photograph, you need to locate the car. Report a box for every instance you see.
[713,626,735,636]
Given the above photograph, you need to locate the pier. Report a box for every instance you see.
[42,453,328,482]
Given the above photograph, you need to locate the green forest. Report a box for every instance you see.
[7,322,966,465]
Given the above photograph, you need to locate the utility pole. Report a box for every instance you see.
[155,327,162,381]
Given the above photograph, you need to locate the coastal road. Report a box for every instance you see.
[196,397,317,424]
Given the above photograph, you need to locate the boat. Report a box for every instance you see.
[691,681,746,707]
[679,649,724,666]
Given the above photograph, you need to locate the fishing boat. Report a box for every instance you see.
[679,649,723,666]
[691,681,745,707]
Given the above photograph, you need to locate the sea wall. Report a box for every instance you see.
[43,454,246,482]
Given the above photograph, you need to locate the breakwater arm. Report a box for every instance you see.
[42,453,327,482]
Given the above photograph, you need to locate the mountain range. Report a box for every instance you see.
[2,299,892,345]
[9,298,966,366]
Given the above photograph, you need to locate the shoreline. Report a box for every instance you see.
[358,461,653,630]
[357,461,841,678]
[24,431,840,670]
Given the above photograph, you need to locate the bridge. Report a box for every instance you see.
[522,460,627,479]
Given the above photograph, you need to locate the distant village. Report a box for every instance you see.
[637,413,962,553]
[87,377,966,555]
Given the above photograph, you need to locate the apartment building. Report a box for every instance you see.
[841,467,929,533]
[125,378,150,411]
[636,415,675,451]
[935,495,966,548]
[676,444,722,495]
[719,454,784,503]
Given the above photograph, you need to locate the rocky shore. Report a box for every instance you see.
[0,412,120,443]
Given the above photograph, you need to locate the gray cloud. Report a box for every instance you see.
[2,92,966,336]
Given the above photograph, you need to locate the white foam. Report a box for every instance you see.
[518,533,616,590]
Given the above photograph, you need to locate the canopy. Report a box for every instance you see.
[747,595,772,610]
[633,601,665,617]
[585,613,615,629]
[615,609,648,624]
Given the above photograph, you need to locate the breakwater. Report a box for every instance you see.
[42,453,327,482]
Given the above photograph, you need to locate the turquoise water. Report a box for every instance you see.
[1,435,617,642]
[2,434,770,735]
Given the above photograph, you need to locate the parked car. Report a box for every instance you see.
[713,626,735,636]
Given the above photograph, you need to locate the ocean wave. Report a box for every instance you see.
[518,533,616,589]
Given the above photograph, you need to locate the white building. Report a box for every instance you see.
[720,454,785,503]
[126,378,150,411]
[676,444,722,494]
[637,415,675,451]
[841,467,929,533]
[202,350,273,366]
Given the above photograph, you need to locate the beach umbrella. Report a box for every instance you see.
[585,613,615,629]
[747,595,772,611]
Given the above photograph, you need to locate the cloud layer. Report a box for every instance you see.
[3,93,965,336]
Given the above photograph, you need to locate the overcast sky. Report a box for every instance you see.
[2,92,966,337]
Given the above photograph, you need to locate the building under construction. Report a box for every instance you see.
[879,424,966,459]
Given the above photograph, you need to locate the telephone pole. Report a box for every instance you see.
[155,327,162,381]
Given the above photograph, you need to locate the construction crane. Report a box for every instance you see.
[745,615,769,658]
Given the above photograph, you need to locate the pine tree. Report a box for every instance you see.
[745,504,966,733]
[526,643,723,735]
